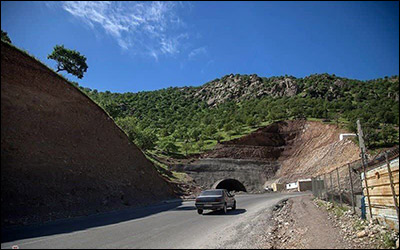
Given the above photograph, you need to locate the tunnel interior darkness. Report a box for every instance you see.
[212,179,247,192]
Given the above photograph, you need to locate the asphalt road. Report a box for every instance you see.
[1,192,305,249]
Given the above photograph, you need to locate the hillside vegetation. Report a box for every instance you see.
[76,73,399,156]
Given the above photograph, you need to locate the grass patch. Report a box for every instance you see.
[145,153,190,182]
[352,219,366,231]
[315,198,349,217]
[331,204,349,217]
[381,232,396,248]
[315,200,326,208]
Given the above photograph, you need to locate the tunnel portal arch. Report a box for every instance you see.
[212,178,247,192]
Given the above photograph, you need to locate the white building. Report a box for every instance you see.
[286,182,298,190]
[339,133,356,141]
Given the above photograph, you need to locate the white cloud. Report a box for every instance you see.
[188,46,207,60]
[55,1,190,60]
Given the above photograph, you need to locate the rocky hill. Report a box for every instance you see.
[1,41,176,227]
[193,74,299,106]
[191,73,399,107]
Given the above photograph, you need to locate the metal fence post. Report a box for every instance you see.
[336,167,342,207]
[318,175,324,200]
[312,177,315,197]
[357,119,373,220]
[385,152,400,224]
[362,155,373,220]
[323,173,327,201]
[348,163,356,214]
[330,171,334,204]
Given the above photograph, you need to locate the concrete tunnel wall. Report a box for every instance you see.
[212,178,247,192]
[170,158,280,192]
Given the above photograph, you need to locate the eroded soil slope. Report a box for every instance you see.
[1,42,175,227]
[277,120,361,182]
[203,120,360,183]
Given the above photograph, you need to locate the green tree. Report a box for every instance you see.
[181,140,193,156]
[115,116,138,141]
[1,30,11,43]
[159,128,170,137]
[190,128,201,141]
[160,140,178,154]
[223,122,234,132]
[135,129,158,151]
[196,139,205,151]
[381,124,398,146]
[215,134,224,143]
[233,123,243,135]
[204,124,217,139]
[246,116,257,127]
[115,117,157,150]
[48,45,88,79]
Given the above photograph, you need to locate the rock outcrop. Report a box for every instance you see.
[192,74,300,107]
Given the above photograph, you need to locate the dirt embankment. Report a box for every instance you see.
[1,42,175,227]
[203,119,361,183]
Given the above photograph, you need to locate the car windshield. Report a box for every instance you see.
[200,190,223,196]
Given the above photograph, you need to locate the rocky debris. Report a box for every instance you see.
[263,198,300,249]
[173,181,202,200]
[314,199,399,249]
[263,195,398,249]
[272,199,288,211]
[357,230,367,238]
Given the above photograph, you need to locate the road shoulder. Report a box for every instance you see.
[263,194,398,249]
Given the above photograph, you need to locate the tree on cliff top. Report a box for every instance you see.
[48,45,88,79]
[1,30,12,43]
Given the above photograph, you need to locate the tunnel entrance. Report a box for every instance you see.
[212,179,247,192]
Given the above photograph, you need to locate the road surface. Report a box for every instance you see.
[1,192,305,249]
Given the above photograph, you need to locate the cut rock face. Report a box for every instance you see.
[173,119,360,192]
[1,42,175,227]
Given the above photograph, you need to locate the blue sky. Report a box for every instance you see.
[1,1,399,93]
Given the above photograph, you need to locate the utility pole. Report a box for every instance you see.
[357,119,373,220]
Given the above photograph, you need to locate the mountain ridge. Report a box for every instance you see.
[78,72,399,153]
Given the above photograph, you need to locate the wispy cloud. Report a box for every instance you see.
[188,46,207,60]
[54,1,190,60]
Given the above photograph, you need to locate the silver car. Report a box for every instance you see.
[195,189,236,214]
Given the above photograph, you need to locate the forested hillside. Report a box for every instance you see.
[76,73,399,156]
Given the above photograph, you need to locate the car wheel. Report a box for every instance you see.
[223,203,227,214]
[231,201,236,210]
[197,209,203,215]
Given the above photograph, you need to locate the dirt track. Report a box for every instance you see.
[264,194,395,249]
[267,195,355,249]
